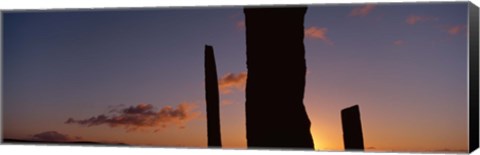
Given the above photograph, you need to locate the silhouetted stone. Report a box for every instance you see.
[244,6,314,149]
[204,45,222,147]
[341,105,364,151]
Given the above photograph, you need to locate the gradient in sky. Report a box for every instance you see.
[2,2,469,153]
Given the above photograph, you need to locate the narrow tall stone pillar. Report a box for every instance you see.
[341,105,364,151]
[204,45,222,147]
[244,6,314,149]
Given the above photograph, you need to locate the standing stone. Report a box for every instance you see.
[244,6,314,149]
[341,105,365,151]
[204,45,222,147]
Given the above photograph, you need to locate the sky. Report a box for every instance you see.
[2,2,470,153]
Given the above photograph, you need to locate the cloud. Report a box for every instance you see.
[349,4,376,17]
[447,25,466,35]
[31,131,82,142]
[221,99,234,106]
[66,103,201,132]
[406,15,425,25]
[304,26,334,45]
[393,40,405,46]
[218,72,247,94]
[406,15,438,25]
[236,20,245,29]
[229,11,245,30]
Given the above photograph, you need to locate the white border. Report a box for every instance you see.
[0,0,475,10]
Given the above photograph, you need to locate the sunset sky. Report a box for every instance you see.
[2,2,469,153]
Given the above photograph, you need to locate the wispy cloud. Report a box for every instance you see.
[406,15,424,25]
[349,4,376,17]
[305,26,334,45]
[31,131,81,142]
[221,99,234,107]
[66,103,201,132]
[219,72,247,94]
[447,24,466,35]
[393,39,405,46]
[230,11,245,30]
[236,20,245,29]
[406,15,438,25]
